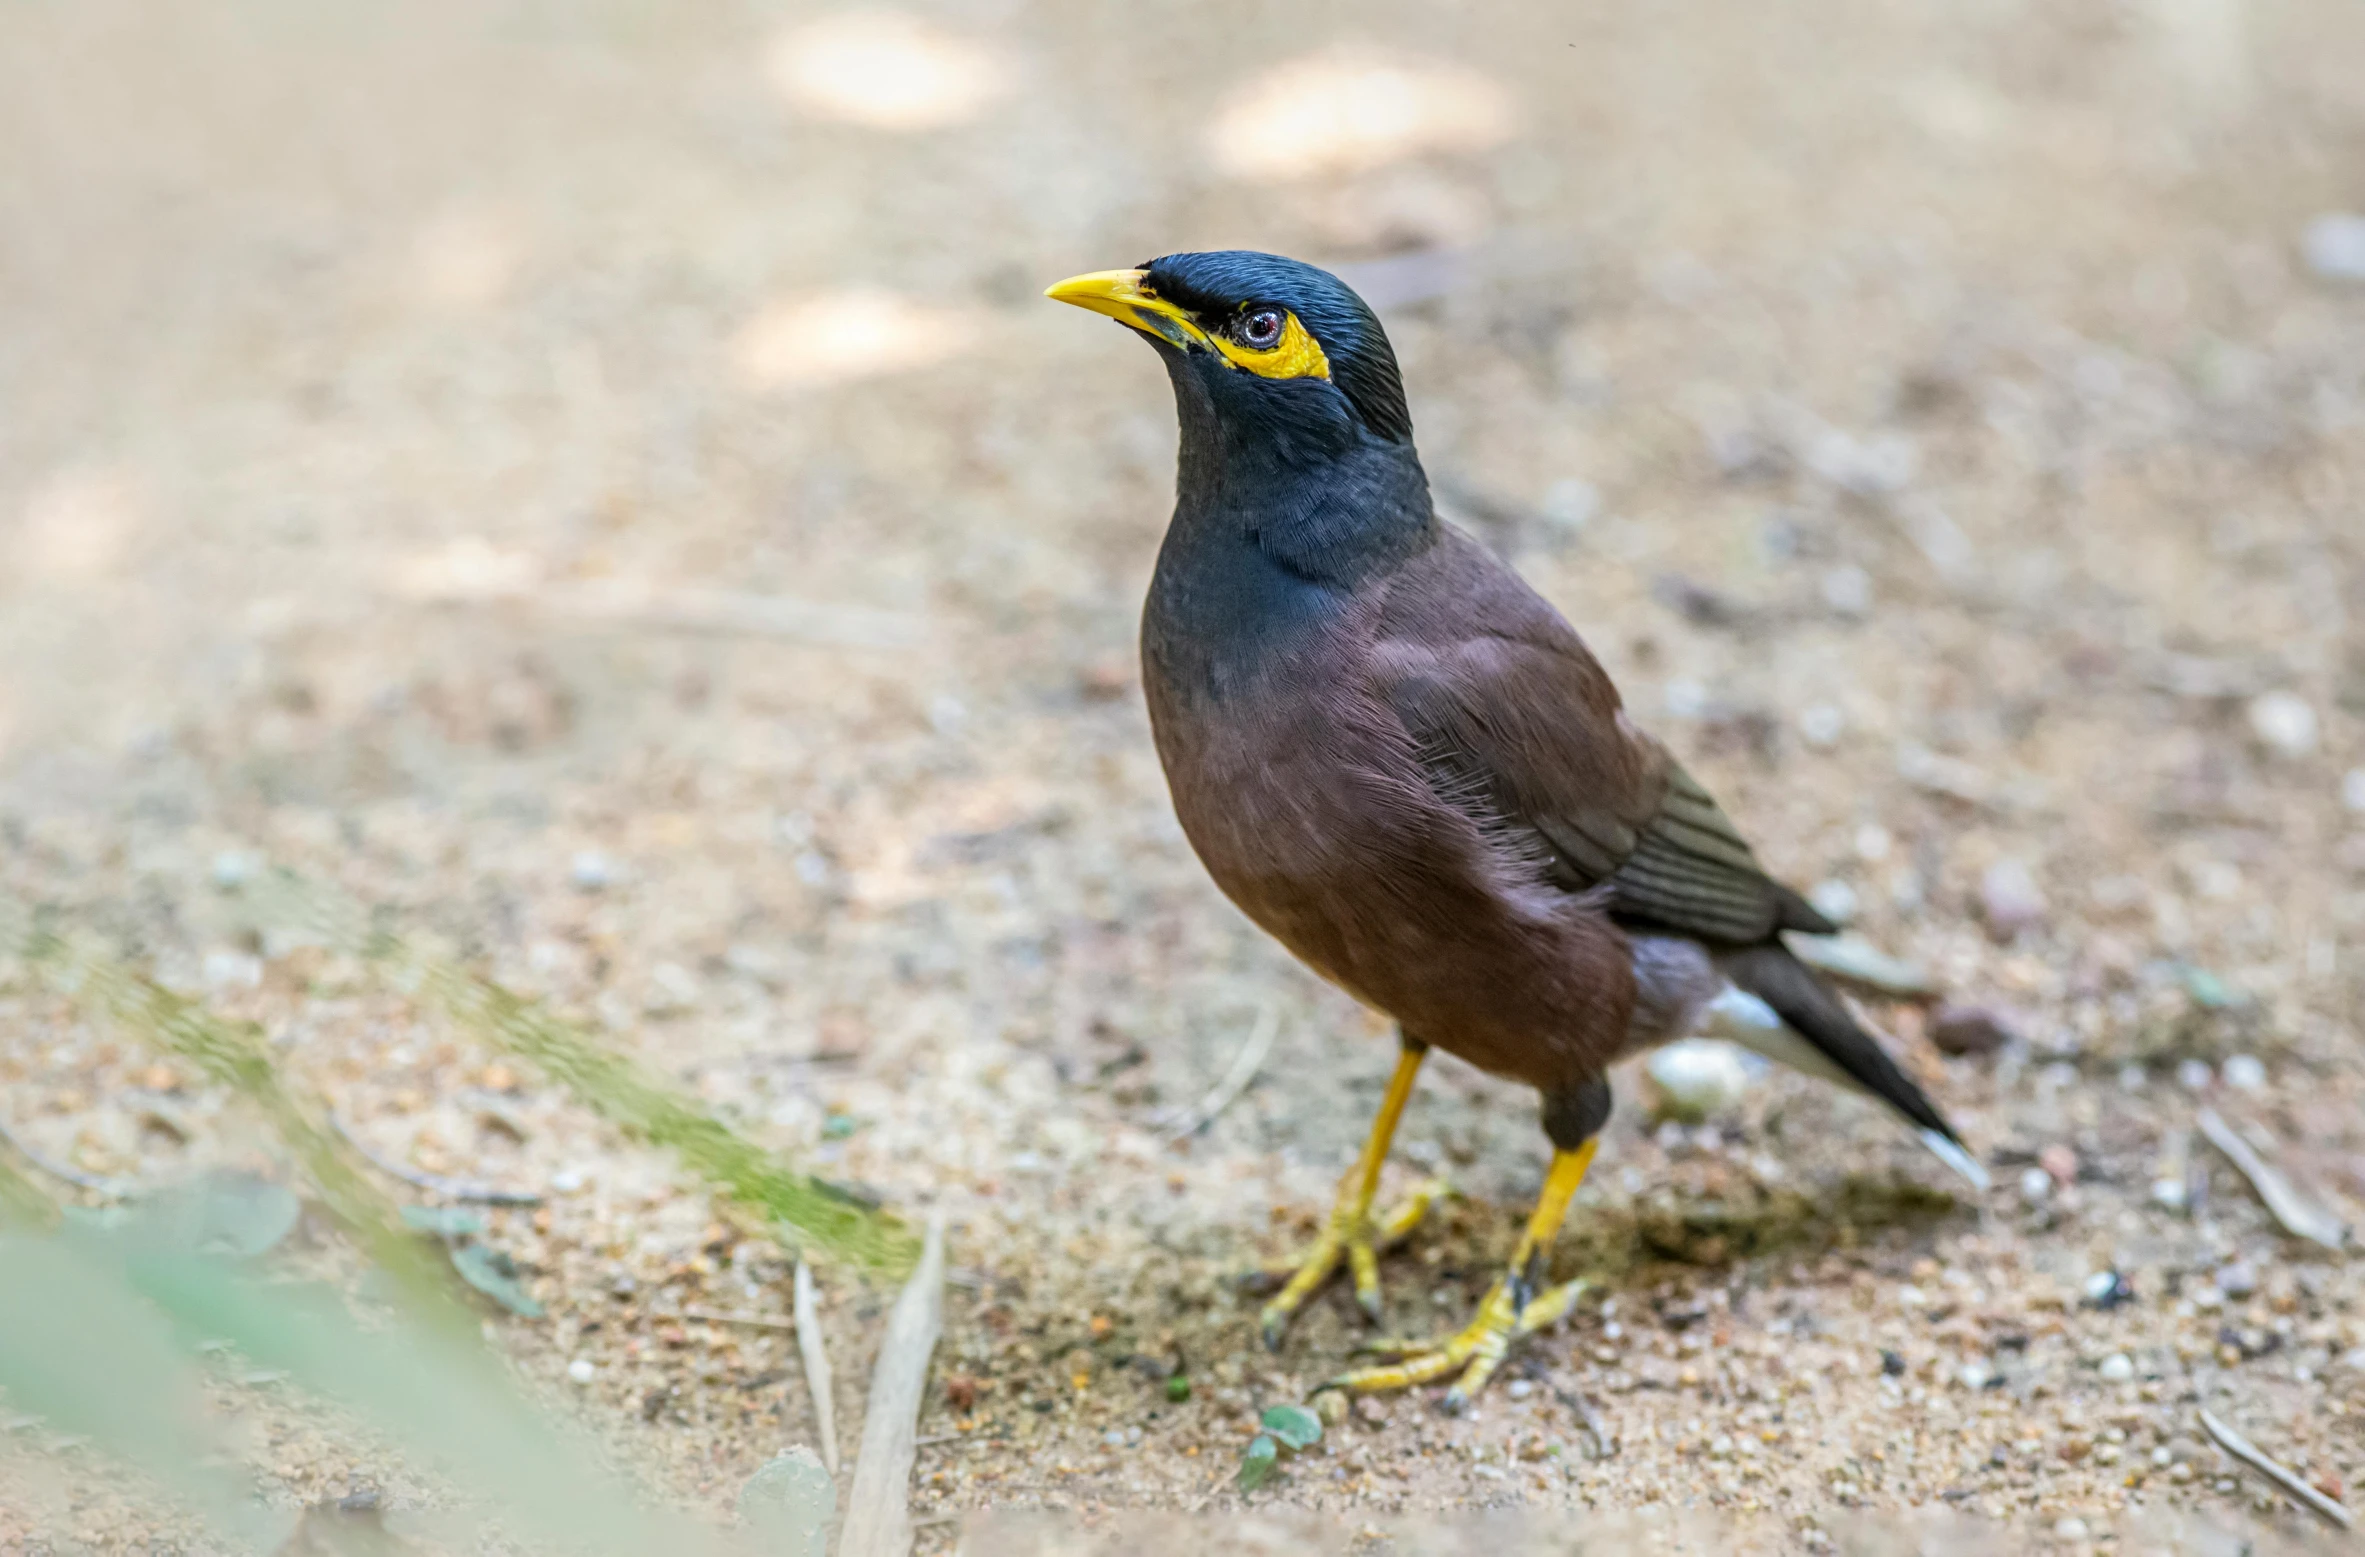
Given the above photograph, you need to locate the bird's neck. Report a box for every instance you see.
[1163,363,1436,586]
[1143,367,1436,706]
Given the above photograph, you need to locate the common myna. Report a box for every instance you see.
[1047,251,1983,1407]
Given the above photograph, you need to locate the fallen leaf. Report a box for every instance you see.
[736,1446,834,1555]
[1236,1432,1280,1492]
[448,1243,544,1318]
[1260,1402,1323,1451]
[400,1205,486,1241]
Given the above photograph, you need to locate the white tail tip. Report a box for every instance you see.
[1919,1130,1991,1191]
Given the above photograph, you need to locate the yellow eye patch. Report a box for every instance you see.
[1209,311,1331,381]
[1044,271,1332,382]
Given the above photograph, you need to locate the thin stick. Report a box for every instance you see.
[794,1260,839,1476]
[2198,1408,2353,1530]
[681,1307,795,1333]
[1782,933,1937,999]
[1183,1458,1235,1515]
[328,1112,543,1207]
[1555,1386,1615,1459]
[0,1115,133,1200]
[2196,1108,2348,1249]
[836,1211,946,1557]
[1161,1005,1279,1141]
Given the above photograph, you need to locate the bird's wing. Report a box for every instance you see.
[1372,539,1833,946]
[1369,530,1967,1152]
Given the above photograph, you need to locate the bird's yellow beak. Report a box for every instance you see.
[1043,269,1213,352]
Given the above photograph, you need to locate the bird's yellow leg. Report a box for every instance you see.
[1319,1137,1599,1412]
[1256,1042,1440,1345]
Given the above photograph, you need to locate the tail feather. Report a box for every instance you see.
[1719,943,1960,1143]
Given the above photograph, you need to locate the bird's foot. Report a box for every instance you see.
[1252,1179,1447,1347]
[1318,1273,1591,1411]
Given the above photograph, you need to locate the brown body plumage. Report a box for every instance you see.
[1147,523,1648,1094]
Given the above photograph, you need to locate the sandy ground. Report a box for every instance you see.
[4,0,2365,1550]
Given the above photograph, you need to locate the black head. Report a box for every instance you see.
[1048,249,1435,592]
[1046,250,1412,452]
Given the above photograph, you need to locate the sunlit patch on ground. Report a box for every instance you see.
[730,287,988,390]
[1206,48,1516,181]
[407,207,531,309]
[765,10,1014,131]
[12,467,141,586]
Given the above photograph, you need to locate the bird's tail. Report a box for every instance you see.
[1712,944,1986,1188]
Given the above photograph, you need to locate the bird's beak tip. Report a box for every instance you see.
[1045,268,1205,350]
[1043,269,1146,310]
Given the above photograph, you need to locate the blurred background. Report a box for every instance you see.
[4,0,2365,1546]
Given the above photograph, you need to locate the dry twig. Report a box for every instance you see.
[2198,1408,2354,1530]
[328,1112,541,1207]
[1783,933,1937,999]
[794,1260,839,1475]
[2196,1108,2348,1249]
[1159,1004,1279,1141]
[836,1212,946,1557]
[678,1306,795,1333]
[0,1115,133,1200]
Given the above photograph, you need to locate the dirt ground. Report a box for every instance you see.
[5,0,2365,1550]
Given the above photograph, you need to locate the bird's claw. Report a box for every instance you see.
[1321,1275,1591,1410]
[1254,1178,1446,1347]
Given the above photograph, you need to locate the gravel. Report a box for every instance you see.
[4,0,2363,1549]
[2302,213,2365,283]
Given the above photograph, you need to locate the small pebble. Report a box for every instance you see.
[2302,212,2365,282]
[1928,1002,2018,1057]
[2150,1177,2188,1212]
[2019,1167,2053,1205]
[2220,1054,2266,1091]
[1540,477,1599,531]
[1799,703,1847,749]
[568,1358,596,1385]
[2082,1270,2133,1309]
[570,851,615,891]
[2246,690,2318,759]
[1819,564,1873,619]
[209,851,257,889]
[2176,1059,2214,1092]
[2053,1517,2089,1542]
[1978,858,2046,939]
[1647,1039,1752,1122]
[2098,1353,2134,1383]
[2216,1259,2257,1298]
[203,950,264,990]
[2343,767,2365,813]
[1505,1379,1534,1400]
[2038,1144,2079,1185]
[1959,1358,1995,1390]
[1807,878,1858,926]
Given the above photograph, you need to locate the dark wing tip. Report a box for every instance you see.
[1772,882,1839,937]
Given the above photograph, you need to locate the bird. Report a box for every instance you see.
[1045,250,1984,1409]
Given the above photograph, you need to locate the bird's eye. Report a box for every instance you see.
[1239,309,1285,349]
